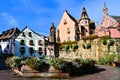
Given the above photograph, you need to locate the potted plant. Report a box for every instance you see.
[65,44,69,51]
[82,42,91,49]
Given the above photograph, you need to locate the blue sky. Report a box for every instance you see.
[0,0,120,36]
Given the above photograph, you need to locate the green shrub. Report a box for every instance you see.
[105,54,116,64]
[26,57,43,69]
[98,58,107,65]
[72,61,80,68]
[7,56,22,68]
[72,58,84,68]
[98,53,117,65]
[117,46,120,53]
[50,58,65,70]
[73,58,95,68]
[74,58,83,64]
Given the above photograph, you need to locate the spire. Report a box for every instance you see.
[80,7,89,19]
[103,2,108,15]
[50,23,56,30]
[50,23,56,43]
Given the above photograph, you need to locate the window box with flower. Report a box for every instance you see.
[22,32,25,37]
[28,32,32,37]
[38,40,43,46]
[29,40,34,46]
[38,47,43,55]
[20,40,25,45]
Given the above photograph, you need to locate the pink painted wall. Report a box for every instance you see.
[95,15,120,38]
[57,11,76,42]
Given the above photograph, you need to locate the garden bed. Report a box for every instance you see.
[7,56,97,78]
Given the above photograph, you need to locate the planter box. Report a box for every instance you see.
[13,65,69,78]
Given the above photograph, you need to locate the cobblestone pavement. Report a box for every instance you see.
[0,65,120,80]
[71,65,120,80]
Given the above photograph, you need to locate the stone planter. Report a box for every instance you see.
[13,65,69,78]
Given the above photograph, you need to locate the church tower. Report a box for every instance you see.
[79,7,90,36]
[103,3,108,15]
[50,23,56,43]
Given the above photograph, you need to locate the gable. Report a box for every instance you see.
[0,27,20,40]
[110,15,120,22]
[16,27,44,40]
[58,11,77,29]
[100,15,119,28]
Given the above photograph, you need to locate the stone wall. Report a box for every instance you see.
[59,38,118,60]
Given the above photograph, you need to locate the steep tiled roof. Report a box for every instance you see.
[0,27,20,40]
[65,10,77,24]
[109,15,120,22]
[19,26,47,39]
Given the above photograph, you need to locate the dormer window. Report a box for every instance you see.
[20,40,25,45]
[28,32,32,37]
[29,40,34,46]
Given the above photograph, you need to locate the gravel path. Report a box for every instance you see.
[0,65,120,80]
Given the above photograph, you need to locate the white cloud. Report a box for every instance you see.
[1,12,19,27]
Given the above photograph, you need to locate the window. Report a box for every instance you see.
[7,45,9,49]
[63,19,67,25]
[22,32,25,37]
[38,47,43,55]
[66,28,70,34]
[29,40,34,46]
[20,47,25,55]
[38,40,43,46]
[85,20,88,24]
[28,32,32,37]
[29,47,34,56]
[67,37,70,41]
[20,40,25,45]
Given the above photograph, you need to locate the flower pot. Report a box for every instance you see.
[112,63,116,67]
